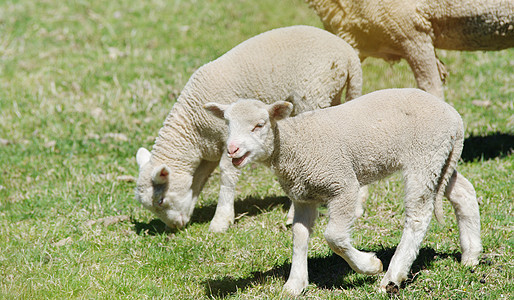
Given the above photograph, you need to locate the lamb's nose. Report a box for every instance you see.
[227,143,239,157]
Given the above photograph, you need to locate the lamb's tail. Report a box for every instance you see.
[344,52,362,101]
[433,123,464,224]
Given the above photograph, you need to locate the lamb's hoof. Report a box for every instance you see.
[283,279,307,296]
[461,252,481,267]
[208,220,231,233]
[370,256,383,274]
[359,254,383,275]
[385,282,399,295]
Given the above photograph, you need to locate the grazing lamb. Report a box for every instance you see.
[305,0,514,98]
[135,25,362,232]
[204,88,482,294]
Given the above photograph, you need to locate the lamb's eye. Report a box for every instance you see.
[252,122,265,132]
[158,198,164,205]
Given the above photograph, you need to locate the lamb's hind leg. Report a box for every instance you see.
[445,171,482,266]
[209,154,240,232]
[324,183,383,276]
[380,176,436,291]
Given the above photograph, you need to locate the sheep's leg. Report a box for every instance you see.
[344,57,363,101]
[380,177,435,291]
[283,201,318,296]
[285,204,295,225]
[191,159,219,198]
[445,171,482,266]
[404,42,445,99]
[324,183,382,275]
[209,154,240,232]
[356,185,368,218]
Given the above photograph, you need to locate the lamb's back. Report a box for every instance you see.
[278,88,462,185]
[200,25,357,104]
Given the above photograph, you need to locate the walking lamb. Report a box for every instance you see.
[135,25,362,232]
[204,88,482,294]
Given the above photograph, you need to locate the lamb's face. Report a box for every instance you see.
[135,148,195,229]
[204,99,293,168]
[224,100,273,168]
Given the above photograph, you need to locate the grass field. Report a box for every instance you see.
[0,0,512,299]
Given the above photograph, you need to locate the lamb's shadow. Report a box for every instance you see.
[204,247,458,298]
[133,218,171,235]
[462,132,514,162]
[132,195,291,235]
[191,195,291,224]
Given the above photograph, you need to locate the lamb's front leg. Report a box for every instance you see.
[283,202,318,296]
[324,185,383,275]
[209,154,240,232]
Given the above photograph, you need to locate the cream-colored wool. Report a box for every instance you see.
[306,0,514,98]
[206,88,481,295]
[135,25,362,232]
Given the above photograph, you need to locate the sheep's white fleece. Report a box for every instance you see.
[305,0,514,98]
[135,25,362,232]
[215,88,481,295]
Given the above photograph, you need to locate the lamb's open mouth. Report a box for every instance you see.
[232,151,250,167]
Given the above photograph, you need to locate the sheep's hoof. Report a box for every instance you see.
[283,278,307,296]
[385,282,399,295]
[369,256,383,274]
[358,254,383,275]
[461,251,481,266]
[208,220,231,233]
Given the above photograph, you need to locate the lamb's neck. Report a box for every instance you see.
[269,122,297,174]
[151,99,201,171]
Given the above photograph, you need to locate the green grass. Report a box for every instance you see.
[0,0,512,299]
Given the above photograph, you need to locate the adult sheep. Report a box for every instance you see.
[135,25,362,232]
[204,88,482,295]
[305,0,514,98]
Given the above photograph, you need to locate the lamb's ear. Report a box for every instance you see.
[136,147,151,168]
[268,101,293,121]
[285,91,301,104]
[152,164,170,185]
[204,103,228,119]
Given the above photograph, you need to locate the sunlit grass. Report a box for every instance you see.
[0,0,512,299]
